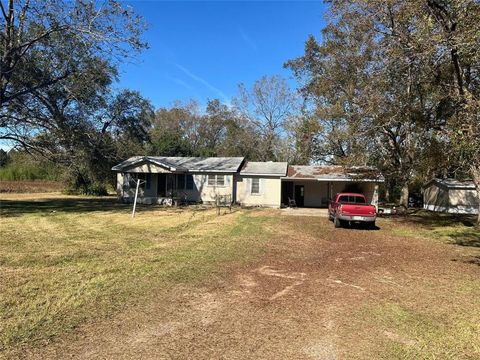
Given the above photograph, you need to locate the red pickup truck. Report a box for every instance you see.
[328,193,377,228]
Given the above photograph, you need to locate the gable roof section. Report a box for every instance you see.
[240,161,288,176]
[424,178,476,190]
[111,156,184,172]
[285,165,384,182]
[112,156,245,173]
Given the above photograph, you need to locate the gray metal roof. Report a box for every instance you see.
[426,178,476,189]
[240,161,288,176]
[285,165,384,182]
[112,156,245,173]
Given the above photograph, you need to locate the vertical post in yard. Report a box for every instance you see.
[132,179,141,218]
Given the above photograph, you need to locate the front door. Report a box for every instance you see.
[281,181,294,206]
[295,185,305,207]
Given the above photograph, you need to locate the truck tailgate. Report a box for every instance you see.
[340,204,376,215]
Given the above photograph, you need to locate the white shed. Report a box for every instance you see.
[423,178,479,214]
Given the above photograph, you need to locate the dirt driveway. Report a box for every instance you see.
[20,212,480,360]
[281,207,329,217]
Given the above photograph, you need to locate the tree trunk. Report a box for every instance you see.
[399,183,409,209]
[471,165,480,226]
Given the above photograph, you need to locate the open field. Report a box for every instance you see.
[0,181,63,193]
[1,194,479,359]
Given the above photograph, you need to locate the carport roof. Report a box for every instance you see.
[284,165,384,182]
[112,156,245,173]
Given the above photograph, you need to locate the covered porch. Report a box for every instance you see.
[121,172,199,205]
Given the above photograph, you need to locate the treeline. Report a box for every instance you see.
[0,75,316,193]
[0,150,61,181]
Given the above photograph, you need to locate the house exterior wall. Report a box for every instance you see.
[193,173,234,203]
[116,172,235,205]
[302,180,327,207]
[235,175,282,208]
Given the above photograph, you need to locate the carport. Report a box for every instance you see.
[281,165,384,208]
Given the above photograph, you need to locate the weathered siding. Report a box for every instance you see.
[235,176,282,208]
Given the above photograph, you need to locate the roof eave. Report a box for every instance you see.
[241,172,287,177]
[281,176,384,182]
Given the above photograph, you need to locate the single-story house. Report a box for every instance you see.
[112,156,384,208]
[112,156,244,205]
[423,178,479,214]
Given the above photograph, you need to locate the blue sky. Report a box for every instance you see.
[1,1,328,151]
[119,1,328,108]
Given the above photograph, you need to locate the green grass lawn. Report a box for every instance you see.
[0,194,275,353]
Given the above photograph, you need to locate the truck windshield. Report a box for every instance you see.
[338,195,366,204]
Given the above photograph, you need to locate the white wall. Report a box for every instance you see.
[235,175,282,208]
[193,173,234,203]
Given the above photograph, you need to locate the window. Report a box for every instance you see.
[208,175,216,186]
[338,195,366,204]
[178,174,194,190]
[186,175,194,190]
[251,178,260,194]
[207,175,225,186]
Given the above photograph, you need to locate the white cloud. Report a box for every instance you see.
[174,63,229,103]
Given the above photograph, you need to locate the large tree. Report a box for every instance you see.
[0,0,147,151]
[233,75,300,161]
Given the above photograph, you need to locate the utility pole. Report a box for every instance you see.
[132,178,145,218]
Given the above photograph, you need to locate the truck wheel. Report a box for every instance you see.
[368,221,376,230]
[334,216,342,228]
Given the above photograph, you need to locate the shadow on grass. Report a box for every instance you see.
[398,210,477,228]
[0,197,160,217]
[395,210,480,248]
[0,197,219,218]
[446,230,480,248]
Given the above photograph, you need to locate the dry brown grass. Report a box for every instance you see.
[0,194,275,358]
